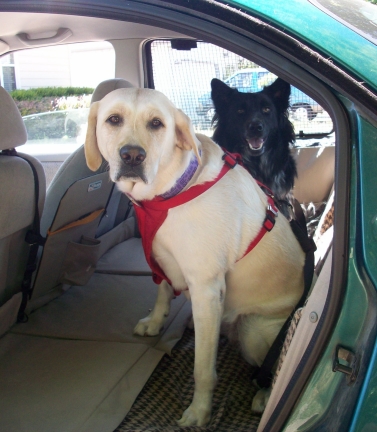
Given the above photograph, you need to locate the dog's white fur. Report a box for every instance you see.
[85,88,305,426]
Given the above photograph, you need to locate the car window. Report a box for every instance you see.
[148,40,334,146]
[2,41,115,186]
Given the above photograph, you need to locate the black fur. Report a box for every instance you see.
[211,77,297,217]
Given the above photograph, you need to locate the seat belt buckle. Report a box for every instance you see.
[25,230,46,246]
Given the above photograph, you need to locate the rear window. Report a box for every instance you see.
[147,39,333,146]
[4,41,115,155]
[2,41,115,186]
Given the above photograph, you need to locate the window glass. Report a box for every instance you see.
[5,41,115,185]
[149,40,333,146]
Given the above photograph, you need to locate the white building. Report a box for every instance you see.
[0,41,115,91]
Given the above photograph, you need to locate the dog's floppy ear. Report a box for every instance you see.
[84,101,103,171]
[175,109,201,163]
[263,78,291,112]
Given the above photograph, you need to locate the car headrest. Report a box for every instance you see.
[0,86,27,151]
[91,78,134,103]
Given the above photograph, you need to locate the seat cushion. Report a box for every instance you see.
[12,273,191,354]
[0,333,163,432]
[96,237,152,275]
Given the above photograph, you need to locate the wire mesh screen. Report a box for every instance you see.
[149,40,333,139]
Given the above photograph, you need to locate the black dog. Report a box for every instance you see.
[211,77,297,218]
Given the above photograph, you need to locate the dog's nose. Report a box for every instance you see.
[249,121,263,133]
[119,145,146,166]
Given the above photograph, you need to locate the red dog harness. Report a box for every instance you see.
[132,152,278,288]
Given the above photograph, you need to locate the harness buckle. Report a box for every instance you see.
[267,204,279,217]
[222,152,239,168]
[263,200,278,232]
[263,213,276,232]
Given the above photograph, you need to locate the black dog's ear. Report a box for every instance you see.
[211,78,237,113]
[263,78,291,112]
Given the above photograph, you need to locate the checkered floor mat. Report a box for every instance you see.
[115,328,261,431]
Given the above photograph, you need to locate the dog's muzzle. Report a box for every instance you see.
[116,144,147,182]
[245,121,266,157]
[119,144,146,166]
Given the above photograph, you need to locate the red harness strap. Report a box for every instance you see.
[237,192,278,261]
[132,151,277,289]
[133,155,236,286]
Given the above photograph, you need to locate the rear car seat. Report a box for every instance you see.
[293,145,335,267]
[293,146,335,206]
[40,78,136,241]
[29,78,139,310]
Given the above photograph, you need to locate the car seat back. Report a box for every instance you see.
[293,145,335,205]
[30,79,136,310]
[0,86,46,334]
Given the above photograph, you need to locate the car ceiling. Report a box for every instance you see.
[0,12,185,55]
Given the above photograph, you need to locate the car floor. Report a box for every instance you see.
[115,327,261,432]
[0,232,263,432]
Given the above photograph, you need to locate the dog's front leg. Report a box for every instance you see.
[177,277,225,427]
[133,280,174,336]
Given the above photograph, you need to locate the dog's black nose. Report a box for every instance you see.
[249,121,263,133]
[119,145,146,166]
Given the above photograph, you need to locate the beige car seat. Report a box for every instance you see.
[0,85,46,333]
[30,79,136,310]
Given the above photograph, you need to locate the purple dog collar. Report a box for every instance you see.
[159,151,201,200]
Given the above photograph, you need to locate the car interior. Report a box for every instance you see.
[0,10,341,432]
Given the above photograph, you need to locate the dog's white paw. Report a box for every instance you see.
[177,403,211,427]
[251,387,271,413]
[133,316,163,336]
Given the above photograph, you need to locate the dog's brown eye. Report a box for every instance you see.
[237,109,245,114]
[262,107,271,114]
[107,115,121,125]
[150,118,163,128]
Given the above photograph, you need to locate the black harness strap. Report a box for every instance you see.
[252,198,316,388]
[0,149,45,322]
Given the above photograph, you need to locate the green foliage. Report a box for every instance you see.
[10,86,94,101]
[10,87,93,116]
[15,98,56,117]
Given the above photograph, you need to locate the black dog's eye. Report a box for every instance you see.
[107,115,122,125]
[150,118,164,129]
[237,108,245,114]
[262,107,271,114]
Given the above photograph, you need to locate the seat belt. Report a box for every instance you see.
[0,149,45,322]
[252,199,317,388]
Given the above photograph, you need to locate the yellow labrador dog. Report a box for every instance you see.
[84,88,305,426]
